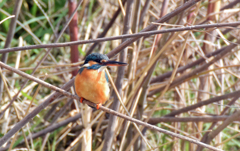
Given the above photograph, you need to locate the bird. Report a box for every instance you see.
[74,53,127,109]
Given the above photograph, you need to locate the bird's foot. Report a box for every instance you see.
[96,103,102,110]
[80,97,84,103]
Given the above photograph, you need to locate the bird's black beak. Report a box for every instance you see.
[102,60,127,66]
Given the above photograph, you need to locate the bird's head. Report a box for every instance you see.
[83,53,127,68]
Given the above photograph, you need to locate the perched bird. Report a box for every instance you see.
[74,53,127,109]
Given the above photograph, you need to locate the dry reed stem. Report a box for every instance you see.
[0,60,222,151]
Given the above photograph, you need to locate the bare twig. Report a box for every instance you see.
[107,0,201,58]
[0,61,222,151]
[204,110,240,146]
[148,39,240,96]
[148,116,240,124]
[85,0,127,57]
[1,21,240,54]
[196,96,240,151]
[68,0,79,76]
[1,0,83,117]
[139,0,151,28]
[164,90,240,117]
[103,0,134,150]
[0,0,23,101]
[150,46,225,84]
[0,115,235,151]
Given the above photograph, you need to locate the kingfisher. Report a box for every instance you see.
[74,53,127,109]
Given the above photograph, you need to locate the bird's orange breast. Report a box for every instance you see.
[74,68,109,104]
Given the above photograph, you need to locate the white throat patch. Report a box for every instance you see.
[98,66,106,72]
[82,63,90,68]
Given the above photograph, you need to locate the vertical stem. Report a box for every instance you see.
[0,0,23,101]
[85,0,127,57]
[196,0,220,148]
[68,0,80,77]
[136,0,169,149]
[102,0,134,150]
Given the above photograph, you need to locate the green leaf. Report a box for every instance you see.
[21,91,37,103]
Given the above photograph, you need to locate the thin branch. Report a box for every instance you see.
[107,0,201,58]
[103,0,134,150]
[139,0,151,28]
[148,116,240,125]
[150,46,225,84]
[1,0,83,118]
[0,73,74,146]
[0,0,23,101]
[220,0,240,10]
[199,0,240,24]
[205,110,240,146]
[0,115,235,151]
[68,0,80,76]
[84,0,127,57]
[1,21,239,54]
[148,38,240,96]
[196,96,240,151]
[164,90,240,117]
[0,62,222,151]
[0,113,82,151]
